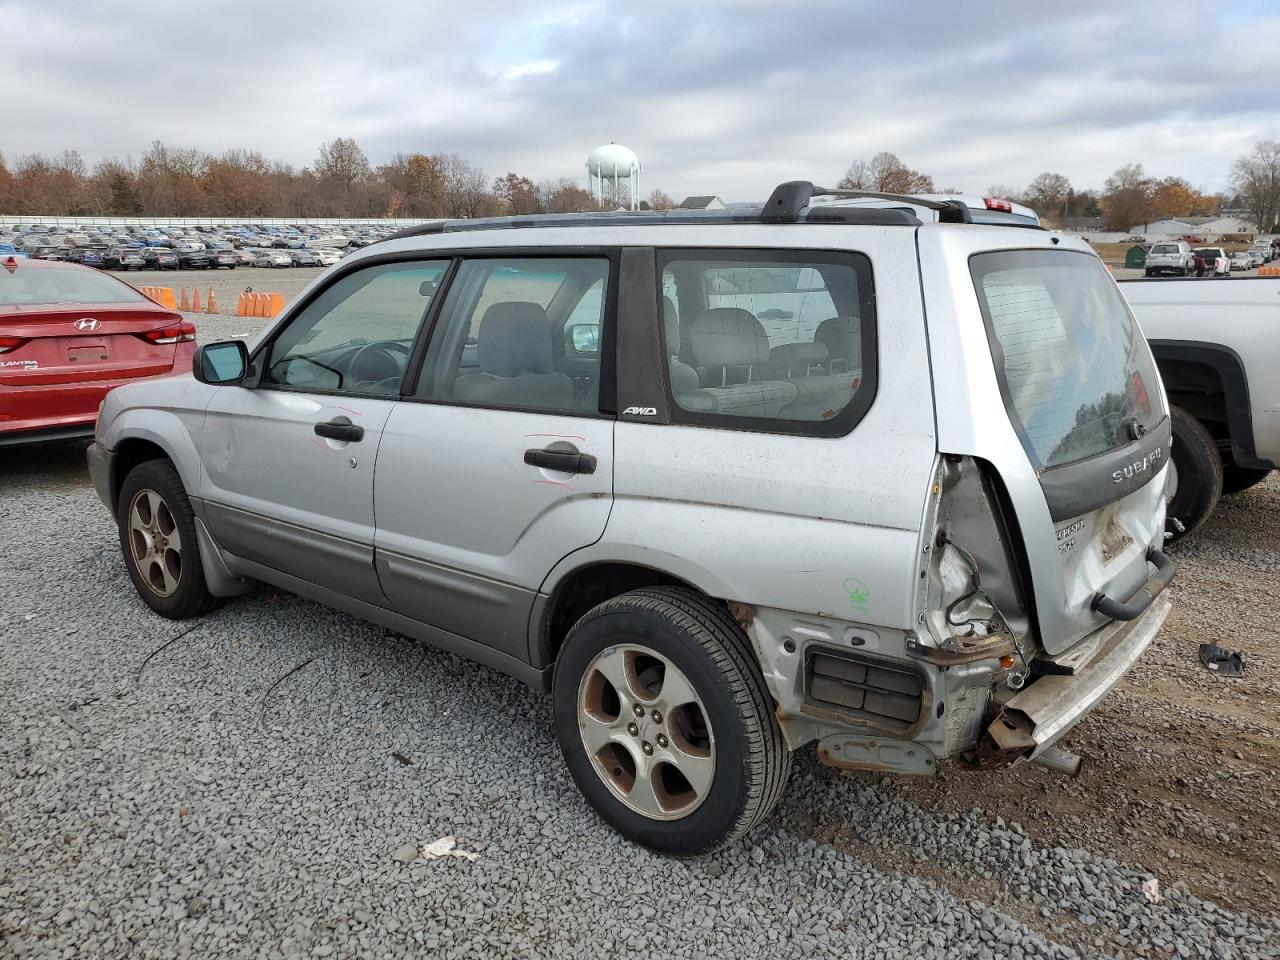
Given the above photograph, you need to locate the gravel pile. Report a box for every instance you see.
[2,449,1278,959]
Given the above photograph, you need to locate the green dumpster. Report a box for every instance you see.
[1125,244,1148,268]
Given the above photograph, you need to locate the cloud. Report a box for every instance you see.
[3,0,1279,198]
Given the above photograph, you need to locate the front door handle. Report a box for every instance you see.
[524,446,597,475]
[314,416,364,443]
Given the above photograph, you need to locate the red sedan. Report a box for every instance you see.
[0,255,195,446]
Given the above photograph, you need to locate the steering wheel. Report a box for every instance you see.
[349,341,411,394]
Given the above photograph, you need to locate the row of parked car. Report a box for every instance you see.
[0,241,350,270]
[1143,239,1278,276]
[0,221,409,270]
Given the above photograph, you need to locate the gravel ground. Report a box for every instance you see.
[3,343,1280,957]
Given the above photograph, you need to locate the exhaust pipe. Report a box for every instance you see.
[1031,744,1083,778]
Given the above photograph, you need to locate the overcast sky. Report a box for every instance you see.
[6,0,1279,200]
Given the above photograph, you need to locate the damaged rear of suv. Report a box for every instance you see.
[91,180,1173,853]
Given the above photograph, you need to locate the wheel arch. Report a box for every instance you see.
[102,413,205,511]
[531,555,734,679]
[1149,339,1272,470]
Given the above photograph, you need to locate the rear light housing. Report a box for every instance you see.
[0,335,28,354]
[984,196,1014,213]
[137,320,197,345]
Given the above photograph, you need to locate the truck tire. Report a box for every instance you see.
[1167,406,1222,541]
[552,587,790,854]
[1221,463,1272,495]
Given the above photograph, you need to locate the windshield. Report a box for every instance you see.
[971,249,1165,471]
[0,265,148,307]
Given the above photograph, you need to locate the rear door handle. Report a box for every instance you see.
[314,416,364,442]
[524,447,597,475]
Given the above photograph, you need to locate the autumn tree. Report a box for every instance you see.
[539,178,595,213]
[493,172,541,215]
[437,153,497,218]
[0,152,16,213]
[1230,140,1280,232]
[1100,163,1154,232]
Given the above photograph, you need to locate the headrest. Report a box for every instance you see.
[815,316,860,359]
[689,308,771,368]
[662,296,679,358]
[476,301,554,376]
[770,342,829,368]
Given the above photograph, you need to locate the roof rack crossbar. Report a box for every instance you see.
[762,181,972,224]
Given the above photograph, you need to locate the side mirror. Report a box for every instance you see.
[193,340,250,385]
[568,323,600,354]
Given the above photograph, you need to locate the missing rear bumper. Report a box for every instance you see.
[976,593,1171,765]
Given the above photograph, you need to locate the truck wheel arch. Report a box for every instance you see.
[1148,340,1272,471]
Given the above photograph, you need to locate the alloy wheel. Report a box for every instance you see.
[127,488,182,597]
[577,644,716,821]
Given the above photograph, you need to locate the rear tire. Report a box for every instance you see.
[117,460,220,619]
[552,587,790,854]
[1221,463,1272,495]
[1167,406,1222,541]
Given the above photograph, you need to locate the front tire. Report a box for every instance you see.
[117,460,220,619]
[553,587,789,854]
[1221,463,1272,495]
[1167,406,1222,541]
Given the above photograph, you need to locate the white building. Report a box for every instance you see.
[1131,215,1257,237]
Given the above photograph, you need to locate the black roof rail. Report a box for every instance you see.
[374,183,938,245]
[762,182,973,224]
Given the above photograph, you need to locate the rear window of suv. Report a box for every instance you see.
[970,249,1164,470]
[1148,244,1178,255]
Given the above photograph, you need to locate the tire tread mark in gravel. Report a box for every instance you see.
[587,587,792,847]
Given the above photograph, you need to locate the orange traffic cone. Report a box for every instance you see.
[207,290,219,314]
[253,293,269,317]
[236,292,250,317]
[179,288,191,312]
[191,287,202,312]
[267,292,285,317]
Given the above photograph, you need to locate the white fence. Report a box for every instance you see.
[0,215,440,228]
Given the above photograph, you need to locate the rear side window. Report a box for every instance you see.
[970,249,1165,470]
[659,250,876,435]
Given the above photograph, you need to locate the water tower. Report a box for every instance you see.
[587,143,641,210]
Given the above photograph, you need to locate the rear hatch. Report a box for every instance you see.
[968,247,1168,654]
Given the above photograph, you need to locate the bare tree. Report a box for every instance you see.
[646,189,675,210]
[436,153,495,218]
[1024,172,1071,223]
[838,153,933,193]
[837,160,871,189]
[1230,140,1280,233]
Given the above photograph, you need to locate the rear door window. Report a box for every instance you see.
[658,250,876,435]
[970,249,1165,470]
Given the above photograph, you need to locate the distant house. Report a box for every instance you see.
[678,195,726,211]
[1130,215,1256,237]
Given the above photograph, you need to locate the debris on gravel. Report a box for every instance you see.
[2,449,1278,959]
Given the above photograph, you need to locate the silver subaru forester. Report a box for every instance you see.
[89,182,1174,853]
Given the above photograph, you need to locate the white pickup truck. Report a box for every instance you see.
[1120,277,1279,537]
